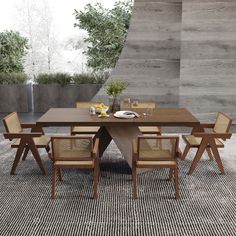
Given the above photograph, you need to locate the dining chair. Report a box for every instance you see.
[182,112,232,175]
[51,136,99,199]
[132,136,180,199]
[131,101,161,135]
[71,102,101,135]
[3,112,50,175]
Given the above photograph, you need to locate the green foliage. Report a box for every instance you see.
[73,72,109,84]
[73,73,96,84]
[105,80,128,97]
[35,73,71,86]
[0,30,28,73]
[74,1,132,71]
[0,73,28,84]
[35,72,109,86]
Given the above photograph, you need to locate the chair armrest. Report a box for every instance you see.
[191,123,215,134]
[199,123,215,128]
[193,132,232,139]
[3,132,42,139]
[21,123,44,134]
[21,123,37,128]
[132,139,138,161]
[92,138,99,158]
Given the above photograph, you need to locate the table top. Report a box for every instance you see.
[36,108,200,127]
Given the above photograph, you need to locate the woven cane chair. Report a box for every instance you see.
[71,102,101,135]
[131,102,161,135]
[132,136,179,199]
[51,136,99,199]
[3,112,50,175]
[182,112,232,175]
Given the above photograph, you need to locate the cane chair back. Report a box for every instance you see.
[3,112,22,134]
[76,102,100,109]
[137,136,178,161]
[52,137,93,161]
[213,112,232,139]
[71,102,101,135]
[130,102,161,135]
[131,101,156,109]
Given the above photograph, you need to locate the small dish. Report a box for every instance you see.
[98,114,110,118]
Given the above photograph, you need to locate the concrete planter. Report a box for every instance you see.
[0,84,31,112]
[33,84,102,112]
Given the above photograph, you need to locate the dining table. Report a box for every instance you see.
[36,107,200,169]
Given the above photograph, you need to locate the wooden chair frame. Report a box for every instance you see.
[131,101,162,135]
[3,112,50,175]
[71,102,101,135]
[51,136,100,199]
[132,136,180,199]
[182,112,232,175]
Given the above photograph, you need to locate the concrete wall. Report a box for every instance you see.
[0,85,30,112]
[179,0,236,121]
[33,84,102,112]
[94,0,235,122]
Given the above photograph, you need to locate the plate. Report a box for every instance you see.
[114,111,136,119]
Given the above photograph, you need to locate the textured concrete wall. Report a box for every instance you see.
[95,0,235,121]
[94,0,182,108]
[0,85,30,112]
[33,84,102,112]
[180,0,236,121]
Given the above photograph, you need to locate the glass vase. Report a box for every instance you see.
[109,96,120,113]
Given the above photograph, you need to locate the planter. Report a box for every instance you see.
[33,84,103,112]
[0,84,31,112]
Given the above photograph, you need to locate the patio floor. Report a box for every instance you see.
[0,131,236,235]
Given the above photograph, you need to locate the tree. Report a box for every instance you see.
[0,30,28,73]
[74,1,132,71]
[15,0,59,78]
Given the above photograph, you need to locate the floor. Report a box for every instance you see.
[0,131,236,235]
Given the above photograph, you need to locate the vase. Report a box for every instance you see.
[109,96,120,113]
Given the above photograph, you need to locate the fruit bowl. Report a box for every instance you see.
[94,103,109,114]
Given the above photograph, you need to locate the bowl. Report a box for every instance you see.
[95,107,109,114]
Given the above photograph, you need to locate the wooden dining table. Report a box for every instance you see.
[37,107,200,169]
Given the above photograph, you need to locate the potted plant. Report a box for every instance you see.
[105,81,128,112]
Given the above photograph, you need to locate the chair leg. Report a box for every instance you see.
[132,165,137,199]
[51,166,57,199]
[45,145,51,159]
[28,138,46,175]
[93,161,99,199]
[206,147,214,161]
[182,145,190,160]
[209,140,225,175]
[93,159,100,199]
[45,145,50,153]
[10,139,25,175]
[188,138,209,175]
[169,169,173,181]
[22,147,29,161]
[57,168,63,182]
[174,167,180,200]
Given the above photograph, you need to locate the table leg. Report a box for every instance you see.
[95,127,112,157]
[188,137,209,175]
[106,126,141,168]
